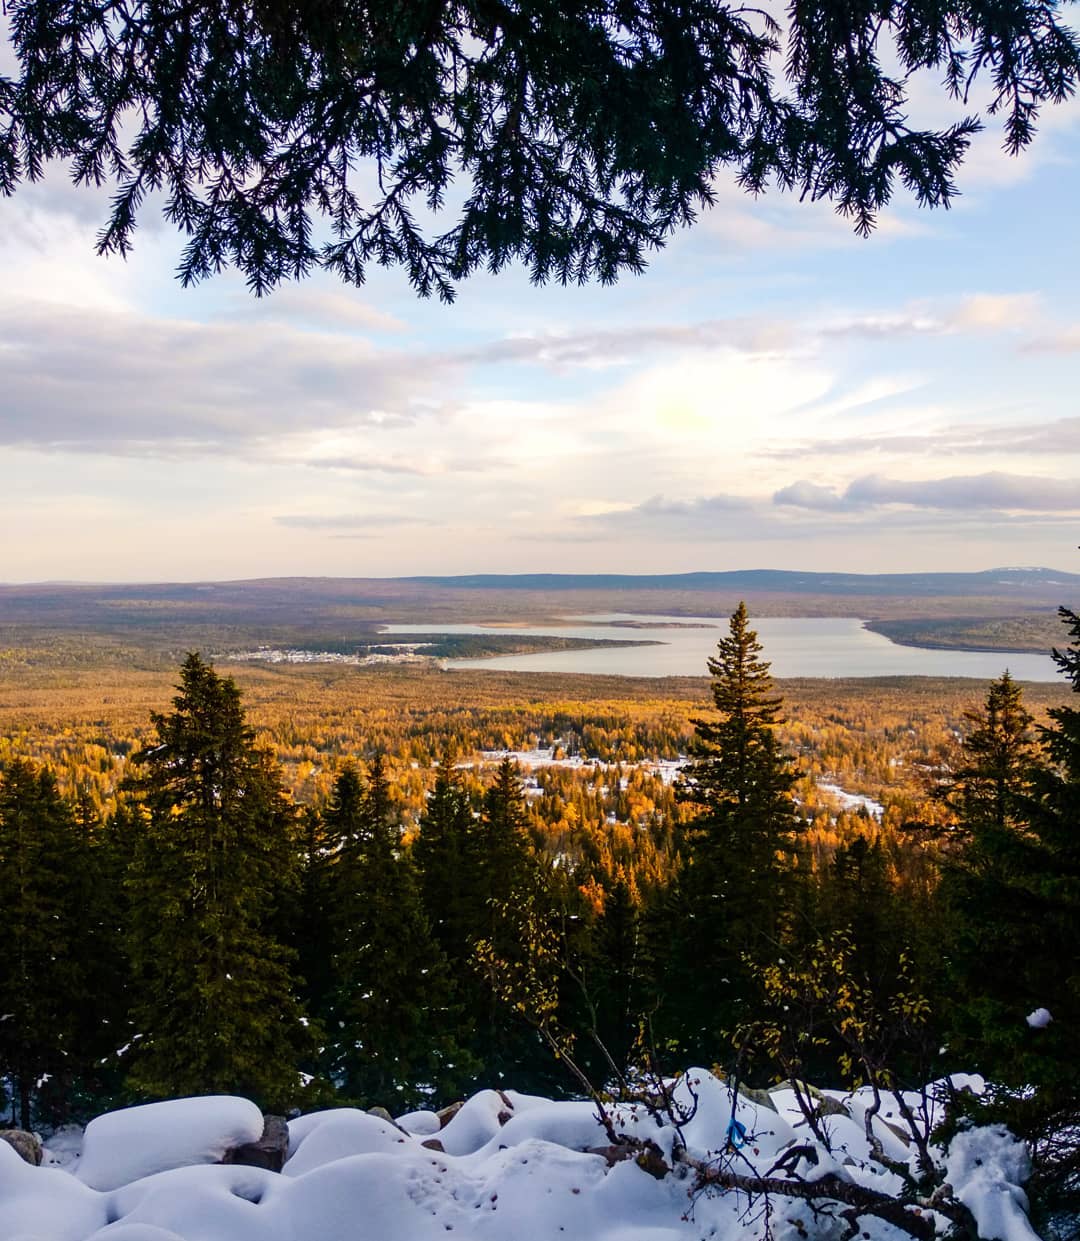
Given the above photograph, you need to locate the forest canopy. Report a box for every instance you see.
[3,0,1079,297]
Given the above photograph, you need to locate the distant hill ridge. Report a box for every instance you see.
[401,567,1080,597]
[4,567,1080,599]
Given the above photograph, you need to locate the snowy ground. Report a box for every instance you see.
[1,1070,1041,1241]
[816,782,885,820]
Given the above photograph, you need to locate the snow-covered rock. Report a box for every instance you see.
[395,1109,442,1137]
[282,1110,409,1177]
[6,1074,1045,1241]
[76,1096,265,1191]
[945,1125,1039,1241]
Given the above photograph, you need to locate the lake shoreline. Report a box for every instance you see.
[380,614,1060,681]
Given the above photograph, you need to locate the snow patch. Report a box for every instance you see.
[76,1096,265,1192]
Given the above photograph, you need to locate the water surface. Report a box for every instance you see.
[381,614,1061,681]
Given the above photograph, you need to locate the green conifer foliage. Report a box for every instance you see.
[0,760,86,1128]
[123,653,308,1108]
[943,628,1080,1221]
[943,671,1049,1075]
[469,758,558,1088]
[328,756,471,1107]
[669,603,802,1060]
[947,670,1040,834]
[592,878,644,1078]
[414,752,478,967]
[474,758,538,958]
[294,804,335,1020]
[79,800,143,1109]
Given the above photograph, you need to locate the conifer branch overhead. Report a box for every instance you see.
[2,0,1079,297]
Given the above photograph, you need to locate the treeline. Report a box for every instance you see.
[1,606,1078,1222]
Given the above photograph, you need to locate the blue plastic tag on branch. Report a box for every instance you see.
[726,1115,747,1150]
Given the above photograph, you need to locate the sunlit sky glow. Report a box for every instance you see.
[4,48,1080,582]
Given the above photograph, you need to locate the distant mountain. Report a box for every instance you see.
[2,569,1076,644]
[402,567,1080,598]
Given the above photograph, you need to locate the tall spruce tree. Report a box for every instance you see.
[942,671,1049,1079]
[0,761,86,1128]
[946,670,1040,835]
[469,758,557,1089]
[668,603,801,1060]
[943,627,1080,1222]
[123,653,308,1108]
[327,756,471,1107]
[413,752,477,967]
[591,877,644,1080]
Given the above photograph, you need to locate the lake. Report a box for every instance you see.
[380,614,1062,681]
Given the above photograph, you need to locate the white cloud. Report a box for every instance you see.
[776,471,1080,513]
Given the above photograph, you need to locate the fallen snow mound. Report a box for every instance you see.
[3,1071,1037,1241]
[76,1096,265,1191]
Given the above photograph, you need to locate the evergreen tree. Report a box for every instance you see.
[328,756,472,1107]
[943,624,1080,1221]
[413,752,477,966]
[474,758,538,961]
[469,758,557,1089]
[293,804,336,1021]
[946,670,1040,835]
[667,603,802,1061]
[79,800,143,1109]
[123,653,308,1108]
[591,878,644,1079]
[7,0,1078,296]
[0,761,86,1128]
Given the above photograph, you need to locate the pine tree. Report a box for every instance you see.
[0,761,86,1128]
[946,670,1040,834]
[79,800,143,1110]
[469,758,558,1089]
[668,603,802,1060]
[591,878,644,1079]
[943,622,1080,1221]
[474,758,538,960]
[293,804,336,1021]
[327,756,472,1107]
[413,752,477,966]
[123,653,308,1108]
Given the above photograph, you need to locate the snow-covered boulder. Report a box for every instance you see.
[945,1124,1040,1241]
[1,1129,43,1165]
[0,1075,1048,1241]
[282,1109,409,1177]
[395,1109,441,1137]
[76,1096,265,1191]
[0,1139,109,1240]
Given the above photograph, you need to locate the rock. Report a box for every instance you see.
[772,1080,849,1120]
[0,1129,42,1166]
[495,1090,515,1126]
[736,1085,778,1113]
[436,1101,464,1129]
[814,1095,850,1119]
[366,1106,396,1125]
[77,1096,264,1192]
[421,1137,446,1153]
[222,1115,289,1172]
[586,1140,669,1180]
[586,1144,637,1167]
[776,1078,826,1102]
[634,1141,671,1180]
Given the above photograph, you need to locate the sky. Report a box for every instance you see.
[3,38,1080,582]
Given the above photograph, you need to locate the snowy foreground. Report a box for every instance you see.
[3,1070,1040,1241]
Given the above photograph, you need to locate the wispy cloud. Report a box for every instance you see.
[0,301,441,457]
[775,471,1080,513]
[766,416,1080,460]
